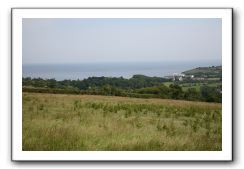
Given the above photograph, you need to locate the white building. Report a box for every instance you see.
[173,73,185,81]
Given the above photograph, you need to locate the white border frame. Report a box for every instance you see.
[12,8,232,161]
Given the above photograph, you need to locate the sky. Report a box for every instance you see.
[22,18,222,64]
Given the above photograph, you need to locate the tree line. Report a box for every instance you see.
[23,75,221,103]
[23,75,169,90]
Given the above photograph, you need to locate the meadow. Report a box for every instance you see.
[23,92,222,151]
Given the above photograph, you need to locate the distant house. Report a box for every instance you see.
[173,73,185,81]
[165,73,194,81]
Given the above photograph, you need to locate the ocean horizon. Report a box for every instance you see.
[23,61,221,81]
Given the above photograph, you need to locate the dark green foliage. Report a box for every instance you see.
[169,84,184,99]
[184,88,201,101]
[23,74,222,103]
[23,75,169,90]
[200,86,222,103]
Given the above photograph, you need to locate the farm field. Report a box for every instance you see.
[23,92,222,151]
[162,81,221,92]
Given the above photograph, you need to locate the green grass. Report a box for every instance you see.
[163,82,221,92]
[181,82,221,92]
[163,82,173,87]
[23,92,222,151]
[180,83,202,92]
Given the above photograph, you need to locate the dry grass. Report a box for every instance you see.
[23,92,222,151]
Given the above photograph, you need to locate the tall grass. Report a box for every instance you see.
[22,93,222,151]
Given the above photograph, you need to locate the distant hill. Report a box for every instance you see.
[182,66,222,78]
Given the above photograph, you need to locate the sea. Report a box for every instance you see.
[23,61,221,81]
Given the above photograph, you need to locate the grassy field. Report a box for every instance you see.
[163,82,221,92]
[23,92,222,151]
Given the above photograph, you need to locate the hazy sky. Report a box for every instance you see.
[23,18,222,64]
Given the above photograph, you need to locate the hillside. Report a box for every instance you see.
[182,66,222,78]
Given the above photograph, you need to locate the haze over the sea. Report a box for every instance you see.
[22,18,222,80]
[23,60,221,80]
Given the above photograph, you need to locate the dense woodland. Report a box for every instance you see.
[23,74,222,103]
